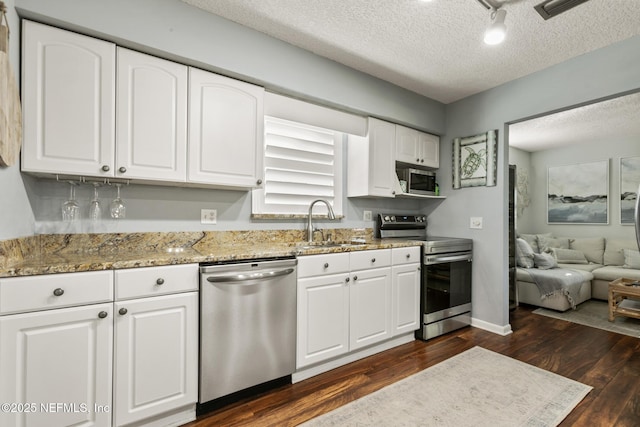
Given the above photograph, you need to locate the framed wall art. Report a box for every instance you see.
[620,156,640,224]
[452,130,497,189]
[547,160,609,224]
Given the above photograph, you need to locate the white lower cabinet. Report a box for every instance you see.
[114,292,198,427]
[297,250,396,369]
[391,247,421,336]
[0,264,199,427]
[0,303,114,427]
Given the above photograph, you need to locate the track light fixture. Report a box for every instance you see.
[484,8,507,45]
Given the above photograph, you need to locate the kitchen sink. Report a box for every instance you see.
[293,241,367,250]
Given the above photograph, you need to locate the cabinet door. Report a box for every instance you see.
[367,118,397,197]
[21,20,116,177]
[188,68,264,188]
[419,132,439,168]
[395,125,420,165]
[114,292,198,427]
[392,263,421,335]
[0,304,113,427]
[349,267,392,351]
[297,274,349,368]
[116,48,188,182]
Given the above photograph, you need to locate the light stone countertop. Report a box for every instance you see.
[0,230,423,278]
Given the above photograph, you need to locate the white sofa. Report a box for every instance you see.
[515,234,640,312]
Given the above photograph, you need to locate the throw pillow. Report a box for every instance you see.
[515,238,535,268]
[623,249,640,269]
[550,248,588,264]
[538,236,570,254]
[569,237,605,264]
[533,252,558,270]
[518,233,541,253]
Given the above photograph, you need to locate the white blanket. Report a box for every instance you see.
[526,268,592,310]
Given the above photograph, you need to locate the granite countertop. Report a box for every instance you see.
[0,230,423,278]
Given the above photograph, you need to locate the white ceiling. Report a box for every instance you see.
[181,0,640,152]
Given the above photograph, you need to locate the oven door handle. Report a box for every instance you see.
[425,253,472,264]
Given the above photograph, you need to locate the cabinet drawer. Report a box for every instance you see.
[392,246,421,265]
[297,253,350,278]
[115,264,198,300]
[0,271,114,315]
[350,249,391,271]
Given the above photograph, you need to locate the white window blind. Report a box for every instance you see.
[252,116,343,216]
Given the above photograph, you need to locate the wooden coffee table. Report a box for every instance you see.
[608,278,640,322]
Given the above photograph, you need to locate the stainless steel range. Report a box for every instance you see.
[377,214,473,340]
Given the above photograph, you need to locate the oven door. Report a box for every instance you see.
[422,252,472,324]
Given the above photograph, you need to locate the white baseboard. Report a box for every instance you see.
[292,333,415,383]
[471,317,513,336]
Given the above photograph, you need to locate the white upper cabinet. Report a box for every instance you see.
[395,125,439,169]
[347,117,396,198]
[188,68,264,188]
[21,20,116,177]
[116,48,188,182]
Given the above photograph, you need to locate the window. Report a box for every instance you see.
[252,116,343,216]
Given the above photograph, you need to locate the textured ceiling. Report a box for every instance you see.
[181,0,640,152]
[509,92,640,152]
[182,0,640,104]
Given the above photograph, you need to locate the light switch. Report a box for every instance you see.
[470,217,483,229]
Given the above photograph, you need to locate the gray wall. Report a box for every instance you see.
[430,35,640,330]
[3,0,446,239]
[526,138,640,238]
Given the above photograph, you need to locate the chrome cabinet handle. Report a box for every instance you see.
[119,308,128,316]
[101,165,110,172]
[156,278,165,285]
[98,311,108,319]
[119,166,127,173]
[206,268,295,284]
[53,288,64,297]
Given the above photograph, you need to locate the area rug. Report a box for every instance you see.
[534,299,640,338]
[301,346,591,427]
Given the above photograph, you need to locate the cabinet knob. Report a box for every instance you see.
[98,311,108,319]
[256,179,263,185]
[353,275,358,281]
[119,308,128,316]
[406,253,411,259]
[53,288,64,297]
[416,158,420,162]
[392,191,396,195]
[371,258,376,263]
[156,278,165,285]
[118,166,127,173]
[101,165,110,172]
[345,277,350,283]
[323,263,329,269]
[421,159,425,163]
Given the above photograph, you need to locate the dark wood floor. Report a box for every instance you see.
[184,305,640,426]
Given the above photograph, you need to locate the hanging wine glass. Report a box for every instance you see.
[61,182,79,221]
[88,183,102,221]
[110,183,126,219]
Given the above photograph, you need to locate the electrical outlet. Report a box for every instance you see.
[363,210,372,221]
[201,209,217,224]
[470,217,483,229]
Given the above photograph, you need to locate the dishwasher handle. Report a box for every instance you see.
[205,267,295,284]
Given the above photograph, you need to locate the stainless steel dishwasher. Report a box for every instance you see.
[199,258,297,404]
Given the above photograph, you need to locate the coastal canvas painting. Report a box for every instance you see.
[620,156,640,224]
[547,160,609,224]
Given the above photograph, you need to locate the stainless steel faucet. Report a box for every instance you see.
[307,199,336,242]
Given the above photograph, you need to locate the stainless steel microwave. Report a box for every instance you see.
[398,168,436,195]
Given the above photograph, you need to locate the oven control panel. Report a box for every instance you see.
[378,214,427,225]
